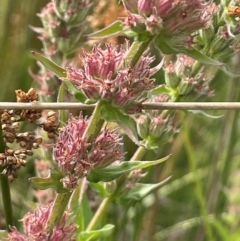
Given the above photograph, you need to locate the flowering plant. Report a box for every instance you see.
[1,0,240,240]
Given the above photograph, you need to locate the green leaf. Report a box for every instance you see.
[88,21,123,39]
[218,65,240,78]
[89,182,111,198]
[31,51,66,77]
[188,110,223,119]
[211,219,230,241]
[29,170,69,193]
[87,155,171,183]
[64,81,88,103]
[73,192,93,231]
[154,35,224,66]
[120,176,171,202]
[77,224,114,241]
[154,35,179,54]
[181,48,224,66]
[99,102,140,145]
[151,85,171,96]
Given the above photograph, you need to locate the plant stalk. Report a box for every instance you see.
[47,100,105,232]
[0,118,13,231]
[86,145,147,232]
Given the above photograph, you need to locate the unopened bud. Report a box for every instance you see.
[165,71,181,89]
[200,25,215,43]
[137,115,149,139]
[178,79,194,95]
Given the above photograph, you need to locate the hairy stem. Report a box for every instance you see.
[47,100,104,232]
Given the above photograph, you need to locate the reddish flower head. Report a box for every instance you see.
[123,0,216,35]
[53,114,125,189]
[8,204,76,241]
[66,42,163,111]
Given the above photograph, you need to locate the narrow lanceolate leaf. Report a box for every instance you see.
[99,102,140,145]
[64,81,88,103]
[154,35,224,66]
[31,51,66,77]
[181,48,224,66]
[88,21,124,39]
[188,110,223,119]
[29,170,69,193]
[77,224,114,241]
[119,176,171,202]
[87,155,171,183]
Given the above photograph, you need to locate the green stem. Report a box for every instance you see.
[180,113,213,241]
[116,146,147,186]
[83,100,105,143]
[86,146,147,232]
[47,191,72,232]
[84,38,154,232]
[119,37,154,69]
[47,100,104,232]
[47,36,154,232]
[85,196,114,232]
[1,175,13,231]
[0,118,13,231]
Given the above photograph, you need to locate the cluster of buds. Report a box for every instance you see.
[53,114,125,189]
[198,3,240,60]
[164,54,214,101]
[122,0,216,48]
[31,0,92,101]
[7,203,76,241]
[136,95,179,149]
[66,42,163,112]
[35,0,91,57]
[0,89,45,181]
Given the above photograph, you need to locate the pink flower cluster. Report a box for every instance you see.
[66,43,162,111]
[123,0,216,35]
[8,204,76,241]
[53,114,124,189]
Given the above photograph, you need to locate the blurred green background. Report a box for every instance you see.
[0,1,48,101]
[1,1,240,241]
[0,0,48,229]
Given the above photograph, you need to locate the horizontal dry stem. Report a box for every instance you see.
[0,102,240,110]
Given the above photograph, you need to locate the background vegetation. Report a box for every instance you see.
[1,0,240,240]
